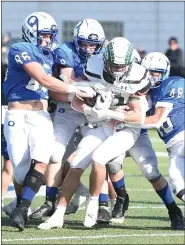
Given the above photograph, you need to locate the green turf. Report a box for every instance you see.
[2,130,185,244]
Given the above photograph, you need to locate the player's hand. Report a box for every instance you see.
[91,107,109,120]
[76,86,96,98]
[94,91,112,110]
[83,104,108,120]
[86,114,105,124]
[115,105,130,112]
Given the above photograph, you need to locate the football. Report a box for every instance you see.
[83,94,98,107]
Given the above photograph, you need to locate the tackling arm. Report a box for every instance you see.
[106,95,146,123]
[59,67,88,84]
[49,66,88,102]
[24,62,77,94]
[124,106,172,129]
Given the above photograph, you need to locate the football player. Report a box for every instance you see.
[3,12,95,231]
[37,37,152,229]
[29,19,106,221]
[98,53,183,231]
[116,52,184,230]
[140,52,184,229]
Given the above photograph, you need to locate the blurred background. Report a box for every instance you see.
[2,1,185,104]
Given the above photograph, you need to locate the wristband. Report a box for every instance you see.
[68,93,75,102]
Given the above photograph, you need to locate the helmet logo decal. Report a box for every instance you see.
[51,24,57,30]
[27,16,38,29]
[107,42,115,63]
[125,45,133,64]
[88,33,98,40]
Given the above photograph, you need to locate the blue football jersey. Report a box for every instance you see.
[149,76,184,144]
[54,42,85,79]
[3,42,54,102]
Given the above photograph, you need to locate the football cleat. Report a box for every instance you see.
[37,208,65,230]
[169,206,185,230]
[111,193,129,224]
[4,198,32,217]
[83,197,99,227]
[10,206,28,231]
[29,200,55,220]
[97,205,111,225]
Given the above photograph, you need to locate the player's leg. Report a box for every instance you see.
[107,160,129,224]
[108,177,117,212]
[129,131,184,230]
[3,110,32,230]
[1,158,14,212]
[1,124,13,207]
[63,132,89,215]
[37,126,106,230]
[1,159,13,200]
[8,111,54,230]
[97,176,111,225]
[30,110,79,220]
[168,140,185,230]
[85,127,139,227]
[168,139,185,202]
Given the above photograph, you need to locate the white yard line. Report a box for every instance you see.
[2,233,184,242]
[78,204,184,211]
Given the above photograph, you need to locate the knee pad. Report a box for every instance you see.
[24,166,45,193]
[139,157,160,181]
[106,161,122,174]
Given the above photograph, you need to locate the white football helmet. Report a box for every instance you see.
[73,19,105,58]
[22,12,58,51]
[141,52,170,88]
[103,37,134,85]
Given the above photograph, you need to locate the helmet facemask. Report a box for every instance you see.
[103,38,134,85]
[103,59,133,85]
[74,34,105,58]
[73,19,106,59]
[149,69,168,88]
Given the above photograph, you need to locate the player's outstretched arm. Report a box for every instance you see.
[142,107,171,128]
[59,67,88,84]
[23,62,95,98]
[106,96,146,123]
[124,106,172,129]
[24,62,78,94]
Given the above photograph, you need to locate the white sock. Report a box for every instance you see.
[89,195,99,201]
[55,205,66,216]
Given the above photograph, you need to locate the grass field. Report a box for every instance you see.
[2,130,185,244]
